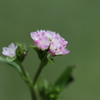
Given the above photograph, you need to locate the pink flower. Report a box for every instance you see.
[2,43,17,58]
[30,30,70,56]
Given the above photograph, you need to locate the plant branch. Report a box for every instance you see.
[33,61,44,85]
[15,59,38,100]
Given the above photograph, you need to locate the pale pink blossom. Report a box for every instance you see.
[2,43,17,58]
[30,30,70,56]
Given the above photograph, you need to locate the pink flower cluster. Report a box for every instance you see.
[2,43,17,58]
[30,30,69,56]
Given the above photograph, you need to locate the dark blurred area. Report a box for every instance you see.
[0,0,100,100]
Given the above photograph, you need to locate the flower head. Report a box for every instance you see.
[2,43,17,58]
[30,30,69,56]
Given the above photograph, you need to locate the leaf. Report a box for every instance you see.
[29,43,38,49]
[38,79,61,100]
[29,44,39,54]
[29,44,42,59]
[54,65,75,89]
[47,53,54,65]
[0,56,22,74]
[6,56,16,61]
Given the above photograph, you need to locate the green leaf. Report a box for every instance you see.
[6,56,16,61]
[29,44,41,59]
[38,79,61,100]
[47,53,54,65]
[0,56,22,74]
[29,44,39,52]
[54,65,75,89]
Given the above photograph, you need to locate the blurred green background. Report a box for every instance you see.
[0,0,100,100]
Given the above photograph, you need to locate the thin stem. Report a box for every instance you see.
[33,61,44,85]
[20,65,38,100]
[15,59,38,100]
[20,64,38,100]
[15,59,27,78]
[15,59,47,100]
[30,86,38,100]
[31,61,45,100]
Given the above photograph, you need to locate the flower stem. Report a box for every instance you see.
[30,86,38,100]
[33,61,44,85]
[15,59,47,100]
[15,59,38,100]
[31,61,46,100]
[20,65,38,100]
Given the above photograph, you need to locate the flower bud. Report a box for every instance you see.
[16,43,27,62]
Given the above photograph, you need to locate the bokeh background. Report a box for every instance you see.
[0,0,100,100]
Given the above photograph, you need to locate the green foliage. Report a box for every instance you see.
[38,65,75,100]
[0,56,22,74]
[6,56,16,61]
[47,53,54,65]
[38,79,61,100]
[0,44,75,100]
[54,65,75,89]
[0,56,29,83]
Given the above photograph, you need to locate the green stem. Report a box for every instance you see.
[31,61,46,100]
[21,67,38,100]
[30,86,38,100]
[33,61,44,85]
[15,59,38,100]
[21,64,38,100]
[15,59,47,100]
